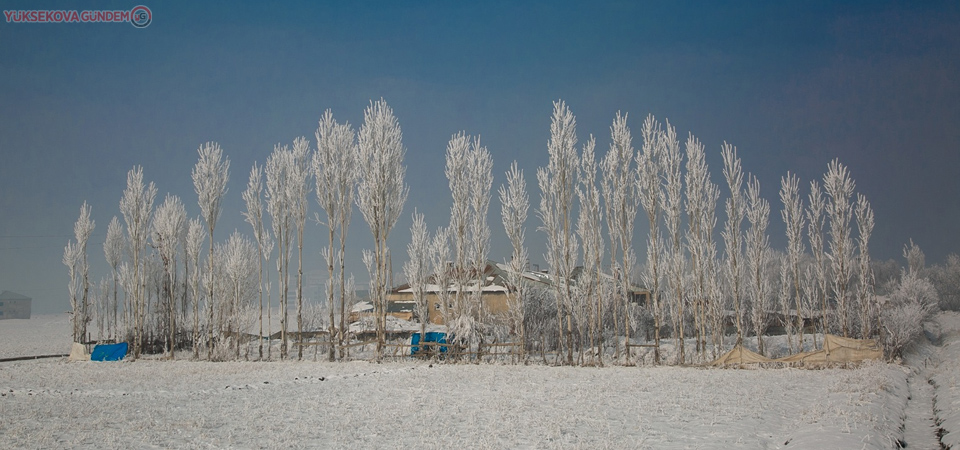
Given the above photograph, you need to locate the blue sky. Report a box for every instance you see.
[2,1,959,313]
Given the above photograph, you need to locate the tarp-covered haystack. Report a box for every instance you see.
[709,334,882,367]
[708,345,772,366]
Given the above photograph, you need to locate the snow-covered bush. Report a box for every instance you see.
[881,270,939,358]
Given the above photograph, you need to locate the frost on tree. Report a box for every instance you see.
[192,142,229,359]
[721,144,746,346]
[151,194,185,358]
[637,114,665,363]
[537,100,580,365]
[313,109,357,361]
[356,99,409,361]
[119,166,157,358]
[64,202,94,344]
[823,159,855,337]
[403,210,431,352]
[444,130,493,354]
[499,160,529,362]
[242,163,270,360]
[103,216,124,340]
[684,133,719,359]
[601,111,638,363]
[577,135,604,365]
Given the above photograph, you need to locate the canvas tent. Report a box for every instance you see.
[709,334,882,367]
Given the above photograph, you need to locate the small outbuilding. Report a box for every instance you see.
[0,291,31,319]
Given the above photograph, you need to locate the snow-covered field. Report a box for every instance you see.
[1,314,947,449]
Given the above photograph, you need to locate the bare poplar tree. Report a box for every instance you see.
[536,100,580,365]
[192,142,230,358]
[119,166,157,358]
[720,144,746,346]
[104,216,125,339]
[242,164,269,360]
[637,114,665,363]
[151,194,186,358]
[577,135,604,364]
[499,161,529,361]
[265,143,294,359]
[404,210,431,352]
[806,180,829,343]
[65,203,95,344]
[855,194,875,339]
[776,253,795,351]
[684,133,719,360]
[314,109,357,360]
[185,217,206,358]
[63,241,82,342]
[779,173,805,352]
[288,136,313,360]
[220,231,258,360]
[356,99,409,361]
[745,176,770,355]
[602,111,639,362]
[823,159,855,337]
[661,122,686,364]
[446,132,472,334]
[430,227,452,330]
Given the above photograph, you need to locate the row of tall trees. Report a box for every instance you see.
[67,98,912,364]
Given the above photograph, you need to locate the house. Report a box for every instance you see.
[383,261,651,325]
[0,291,31,319]
[386,261,514,325]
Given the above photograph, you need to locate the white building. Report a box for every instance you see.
[0,291,31,319]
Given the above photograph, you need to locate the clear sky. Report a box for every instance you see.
[2,1,958,313]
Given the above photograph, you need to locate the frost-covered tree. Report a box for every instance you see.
[265,143,294,359]
[537,100,580,365]
[823,159,855,337]
[745,176,770,355]
[73,202,95,344]
[430,227,452,328]
[404,210,431,350]
[721,144,746,346]
[63,241,82,342]
[185,217,206,358]
[684,132,719,360]
[104,216,125,339]
[601,111,638,362]
[855,194,875,339]
[467,138,493,348]
[219,231,258,360]
[661,122,686,364]
[192,142,230,358]
[314,109,357,360]
[288,136,313,360]
[637,114,665,363]
[151,194,186,358]
[499,161,529,361]
[806,180,828,343]
[119,166,157,357]
[779,173,805,351]
[356,99,409,361]
[444,132,493,350]
[242,163,269,360]
[882,268,938,358]
[904,239,925,276]
[577,135,604,364]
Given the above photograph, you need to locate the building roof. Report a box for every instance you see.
[0,291,30,301]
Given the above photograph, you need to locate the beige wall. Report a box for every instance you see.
[386,291,514,325]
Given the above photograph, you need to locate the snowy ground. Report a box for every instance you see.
[0,314,947,449]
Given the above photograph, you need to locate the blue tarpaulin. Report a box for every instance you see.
[91,342,128,361]
[411,332,449,355]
